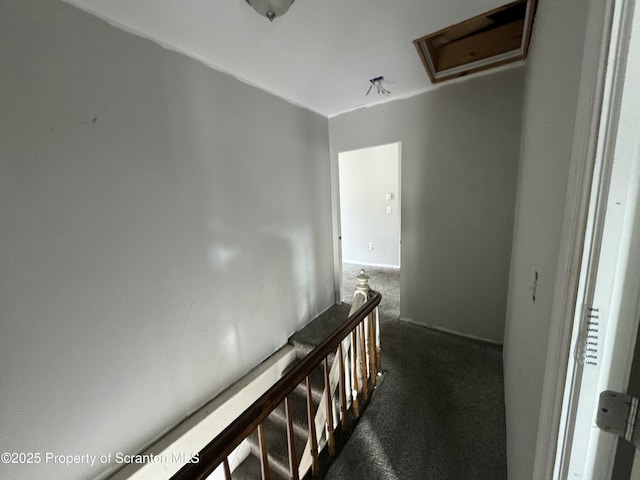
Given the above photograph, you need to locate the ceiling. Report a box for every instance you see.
[62,0,513,117]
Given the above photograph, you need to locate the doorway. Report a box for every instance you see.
[337,142,401,320]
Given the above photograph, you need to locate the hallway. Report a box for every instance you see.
[331,264,506,479]
[326,319,506,479]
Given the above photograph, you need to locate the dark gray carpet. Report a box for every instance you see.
[289,267,506,479]
[342,263,400,321]
[325,320,506,480]
[289,303,352,358]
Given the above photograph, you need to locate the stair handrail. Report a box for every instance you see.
[297,268,376,474]
[170,289,382,480]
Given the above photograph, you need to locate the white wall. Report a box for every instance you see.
[338,143,400,267]
[0,1,333,479]
[330,69,524,343]
[502,0,590,477]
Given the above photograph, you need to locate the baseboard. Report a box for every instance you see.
[343,260,400,269]
[398,317,503,346]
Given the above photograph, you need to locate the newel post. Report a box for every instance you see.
[350,270,381,383]
[355,269,370,296]
[348,269,370,316]
[348,270,371,402]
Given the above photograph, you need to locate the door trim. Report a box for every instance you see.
[533,0,636,476]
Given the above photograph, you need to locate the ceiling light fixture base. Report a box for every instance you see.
[245,0,295,21]
[366,76,391,96]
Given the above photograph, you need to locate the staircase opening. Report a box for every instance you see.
[338,142,401,320]
[112,282,382,480]
[168,287,382,480]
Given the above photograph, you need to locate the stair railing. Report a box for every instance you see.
[297,269,381,476]
[169,283,382,480]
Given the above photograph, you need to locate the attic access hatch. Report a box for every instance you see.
[413,0,537,83]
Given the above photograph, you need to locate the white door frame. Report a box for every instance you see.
[333,141,402,302]
[533,0,640,477]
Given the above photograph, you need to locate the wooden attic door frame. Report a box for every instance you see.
[413,0,538,84]
[533,0,637,478]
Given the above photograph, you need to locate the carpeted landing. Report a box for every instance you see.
[234,262,506,479]
[336,263,506,478]
[325,320,507,480]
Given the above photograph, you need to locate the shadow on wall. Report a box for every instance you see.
[157,55,331,414]
[406,85,519,338]
[200,223,300,361]
[0,2,333,478]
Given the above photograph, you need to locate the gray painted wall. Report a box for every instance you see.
[503,0,590,477]
[339,143,400,267]
[0,1,333,479]
[330,69,524,343]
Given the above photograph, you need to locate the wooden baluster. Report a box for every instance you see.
[360,321,369,401]
[350,329,360,417]
[257,423,271,480]
[284,397,299,480]
[306,376,320,479]
[375,306,382,375]
[369,312,377,389]
[323,358,336,457]
[338,341,348,433]
[223,458,232,480]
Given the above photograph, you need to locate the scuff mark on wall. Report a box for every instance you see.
[530,270,538,303]
[62,115,98,125]
[181,297,197,331]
